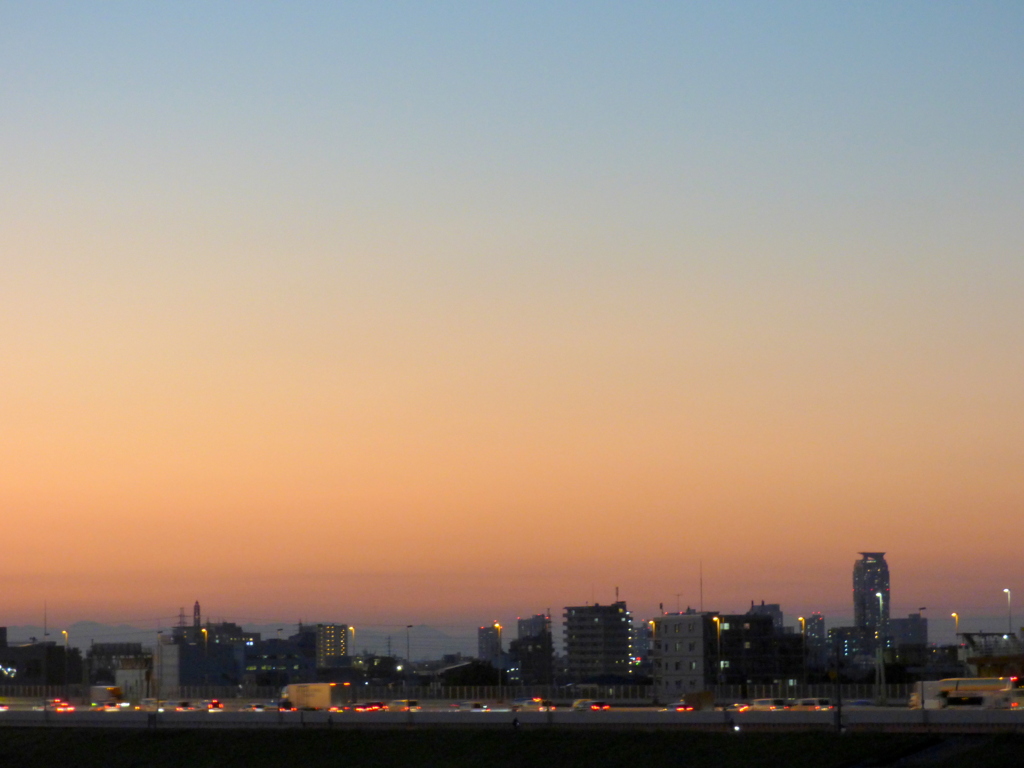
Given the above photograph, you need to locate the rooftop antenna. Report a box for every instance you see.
[178,607,186,627]
[675,593,684,613]
[43,601,48,638]
[699,561,704,612]
[615,586,619,602]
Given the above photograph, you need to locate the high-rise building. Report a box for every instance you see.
[853,552,890,644]
[747,600,784,631]
[517,614,550,640]
[890,613,928,647]
[315,624,349,668]
[563,601,633,682]
[477,623,502,665]
[805,612,827,668]
[509,614,554,685]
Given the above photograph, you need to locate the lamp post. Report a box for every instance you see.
[405,625,413,689]
[494,622,503,702]
[201,627,209,686]
[712,616,722,686]
[155,631,163,701]
[1004,589,1012,635]
[951,612,959,635]
[61,630,69,699]
[874,592,886,704]
[798,617,807,689]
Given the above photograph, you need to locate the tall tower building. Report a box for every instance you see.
[853,552,890,643]
[478,623,502,665]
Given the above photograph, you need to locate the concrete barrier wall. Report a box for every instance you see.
[3,707,1024,731]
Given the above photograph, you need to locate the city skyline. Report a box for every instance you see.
[3,4,1023,627]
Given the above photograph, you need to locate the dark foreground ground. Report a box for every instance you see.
[2,728,1022,768]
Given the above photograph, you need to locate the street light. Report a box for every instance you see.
[1004,589,1012,634]
[712,616,722,685]
[61,630,69,697]
[951,612,959,636]
[494,622,503,702]
[798,617,807,688]
[155,631,163,701]
[201,627,209,686]
[874,592,886,704]
[405,625,413,689]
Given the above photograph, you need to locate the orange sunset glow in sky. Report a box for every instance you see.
[2,3,1023,639]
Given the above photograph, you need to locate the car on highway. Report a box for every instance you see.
[41,698,76,713]
[510,697,555,712]
[353,701,386,712]
[454,701,490,711]
[749,698,788,711]
[137,698,165,712]
[204,699,224,712]
[174,701,198,712]
[241,703,269,712]
[571,699,611,711]
[790,698,834,711]
[721,702,750,712]
[0,704,9,712]
[385,700,422,712]
[663,701,695,712]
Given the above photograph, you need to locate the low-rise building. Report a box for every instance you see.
[651,610,805,700]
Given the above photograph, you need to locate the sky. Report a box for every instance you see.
[2,1,1023,645]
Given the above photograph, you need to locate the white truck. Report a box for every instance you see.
[909,677,1023,709]
[89,685,128,708]
[280,683,346,710]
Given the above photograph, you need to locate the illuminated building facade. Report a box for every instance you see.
[315,624,349,668]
